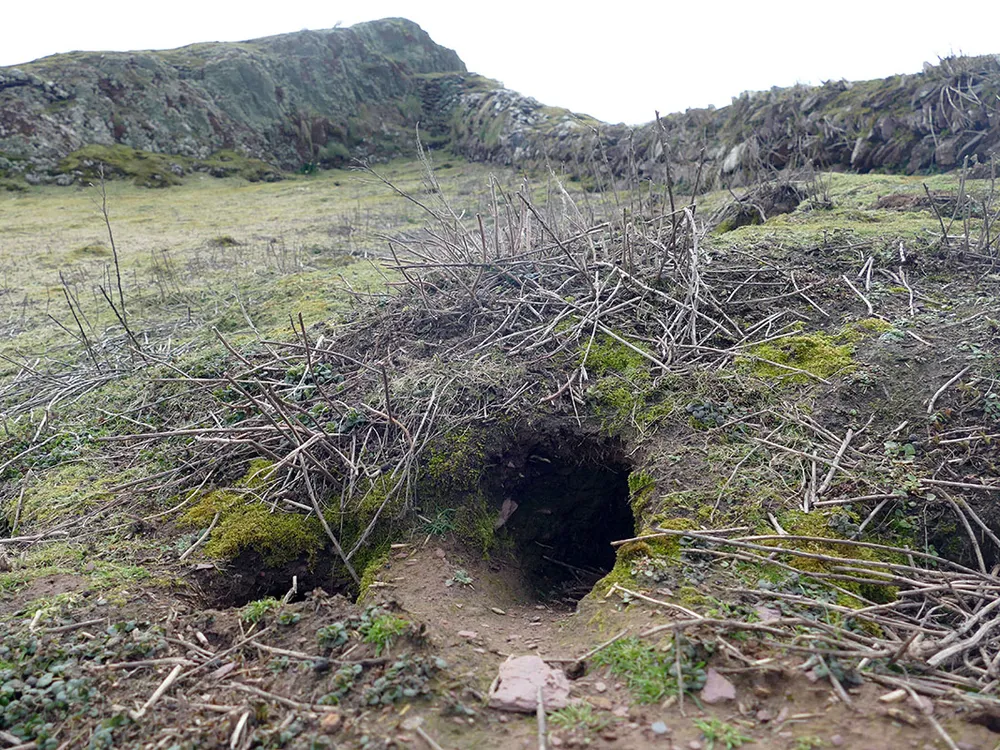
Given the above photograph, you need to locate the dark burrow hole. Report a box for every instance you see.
[192,553,344,609]
[193,429,635,611]
[493,431,635,607]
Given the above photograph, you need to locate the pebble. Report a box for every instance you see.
[550,737,563,747]
[688,742,703,750]
[830,736,844,747]
[491,607,506,615]
[651,721,669,735]
[457,630,478,639]
[595,681,607,693]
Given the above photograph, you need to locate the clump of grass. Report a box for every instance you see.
[693,717,752,750]
[241,597,280,624]
[592,636,706,703]
[549,702,610,732]
[360,611,409,655]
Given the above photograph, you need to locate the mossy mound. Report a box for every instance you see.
[57,145,282,188]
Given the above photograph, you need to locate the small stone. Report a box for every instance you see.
[550,737,563,747]
[830,736,844,747]
[320,712,342,731]
[435,548,446,558]
[651,721,669,735]
[590,696,612,710]
[754,603,781,622]
[458,630,478,639]
[491,607,506,616]
[612,705,630,718]
[700,668,736,704]
[688,742,703,750]
[600,730,618,741]
[595,681,607,693]
[756,709,773,722]
[487,655,570,712]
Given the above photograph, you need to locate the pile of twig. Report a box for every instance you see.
[614,526,1000,701]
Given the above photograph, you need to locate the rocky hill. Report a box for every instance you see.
[1,19,999,189]
[0,18,464,182]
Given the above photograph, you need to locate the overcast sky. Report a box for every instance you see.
[3,1,998,125]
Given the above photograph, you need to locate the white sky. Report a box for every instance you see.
[3,1,998,125]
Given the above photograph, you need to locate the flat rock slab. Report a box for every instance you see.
[700,668,736,704]
[488,655,570,713]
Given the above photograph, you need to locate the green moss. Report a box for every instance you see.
[203,503,325,566]
[770,509,901,605]
[357,549,391,601]
[183,480,324,567]
[743,332,855,383]
[57,145,281,188]
[582,335,649,375]
[59,145,183,188]
[627,471,656,515]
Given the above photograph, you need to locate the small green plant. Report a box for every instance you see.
[693,717,752,750]
[276,611,300,626]
[360,612,409,656]
[317,622,350,651]
[240,597,280,624]
[592,637,707,703]
[420,508,457,536]
[794,737,824,750]
[446,568,474,587]
[549,702,610,732]
[318,664,363,705]
[362,655,445,705]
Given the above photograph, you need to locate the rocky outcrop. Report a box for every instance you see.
[1,20,998,188]
[433,55,1000,189]
[0,18,465,181]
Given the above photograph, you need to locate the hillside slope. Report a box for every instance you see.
[0,18,464,179]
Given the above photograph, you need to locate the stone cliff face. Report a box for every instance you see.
[0,18,465,180]
[1,19,998,188]
[433,54,1000,189]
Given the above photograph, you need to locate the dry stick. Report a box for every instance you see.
[45,618,104,634]
[179,512,220,562]
[415,726,446,750]
[817,654,853,706]
[536,686,547,750]
[607,584,702,619]
[517,193,594,294]
[10,481,26,537]
[230,711,251,750]
[546,629,629,665]
[228,682,339,713]
[298,455,359,585]
[947,495,1000,552]
[818,428,855,496]
[926,365,972,414]
[842,274,875,315]
[129,663,183,719]
[922,478,1000,494]
[58,275,101,371]
[853,497,895,538]
[98,285,144,356]
[944,496,987,574]
[96,165,127,324]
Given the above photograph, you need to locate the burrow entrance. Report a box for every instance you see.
[490,430,635,606]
